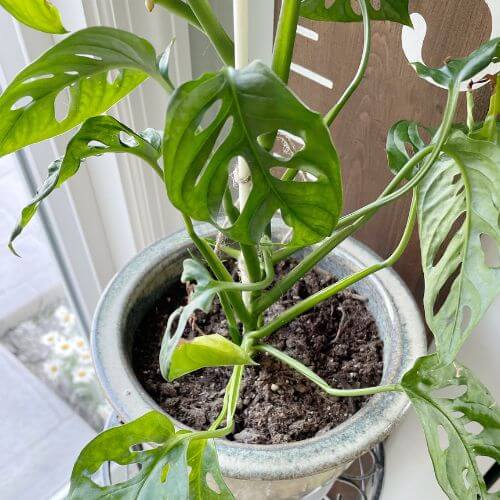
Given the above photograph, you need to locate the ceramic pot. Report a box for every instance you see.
[92,222,426,499]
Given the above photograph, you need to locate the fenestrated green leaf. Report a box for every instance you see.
[417,127,500,363]
[300,0,411,25]
[0,0,66,34]
[163,61,342,247]
[69,411,190,499]
[169,334,254,381]
[402,354,500,500]
[0,27,167,157]
[188,439,234,499]
[413,38,500,89]
[8,115,162,255]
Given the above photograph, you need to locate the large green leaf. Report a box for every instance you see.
[417,127,500,363]
[163,61,343,246]
[8,115,162,254]
[69,411,190,499]
[0,27,167,157]
[188,439,234,499]
[413,38,500,88]
[300,0,411,25]
[169,334,254,381]
[0,0,66,34]
[402,354,500,500]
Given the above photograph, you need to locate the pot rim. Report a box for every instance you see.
[92,223,427,481]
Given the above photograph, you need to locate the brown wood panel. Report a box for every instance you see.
[275,0,492,297]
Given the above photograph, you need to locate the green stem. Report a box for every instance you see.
[272,0,300,83]
[253,220,364,314]
[335,146,433,230]
[183,215,250,326]
[186,0,235,66]
[250,192,417,340]
[466,91,475,133]
[324,0,371,126]
[258,0,300,156]
[168,366,244,450]
[262,85,459,310]
[154,0,202,30]
[338,85,459,230]
[254,344,402,396]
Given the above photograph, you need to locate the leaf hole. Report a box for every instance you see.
[464,420,484,436]
[107,69,122,85]
[462,468,471,489]
[54,87,71,123]
[432,263,460,316]
[404,142,415,158]
[75,53,103,61]
[91,461,141,486]
[436,424,449,451]
[206,472,221,494]
[480,233,500,268]
[259,130,305,162]
[65,71,79,76]
[460,305,472,333]
[451,173,461,184]
[451,410,465,419]
[119,131,139,148]
[270,166,286,179]
[480,456,500,493]
[418,126,432,144]
[88,140,109,150]
[195,99,223,135]
[10,95,33,111]
[349,0,361,14]
[431,384,467,400]
[432,212,466,267]
[22,74,54,84]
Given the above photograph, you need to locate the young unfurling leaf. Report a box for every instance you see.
[402,355,500,500]
[169,334,254,381]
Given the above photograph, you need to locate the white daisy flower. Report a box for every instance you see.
[70,336,88,353]
[54,305,76,330]
[72,366,94,384]
[43,360,62,380]
[79,349,93,365]
[54,338,74,358]
[40,331,61,347]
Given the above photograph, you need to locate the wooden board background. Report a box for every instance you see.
[275,0,492,297]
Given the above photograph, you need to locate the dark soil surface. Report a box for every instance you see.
[132,259,383,444]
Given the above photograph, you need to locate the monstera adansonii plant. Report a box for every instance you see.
[1,0,499,498]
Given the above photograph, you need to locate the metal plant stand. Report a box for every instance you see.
[100,414,384,499]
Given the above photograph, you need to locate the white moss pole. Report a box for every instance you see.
[233,0,253,297]
[233,0,251,210]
